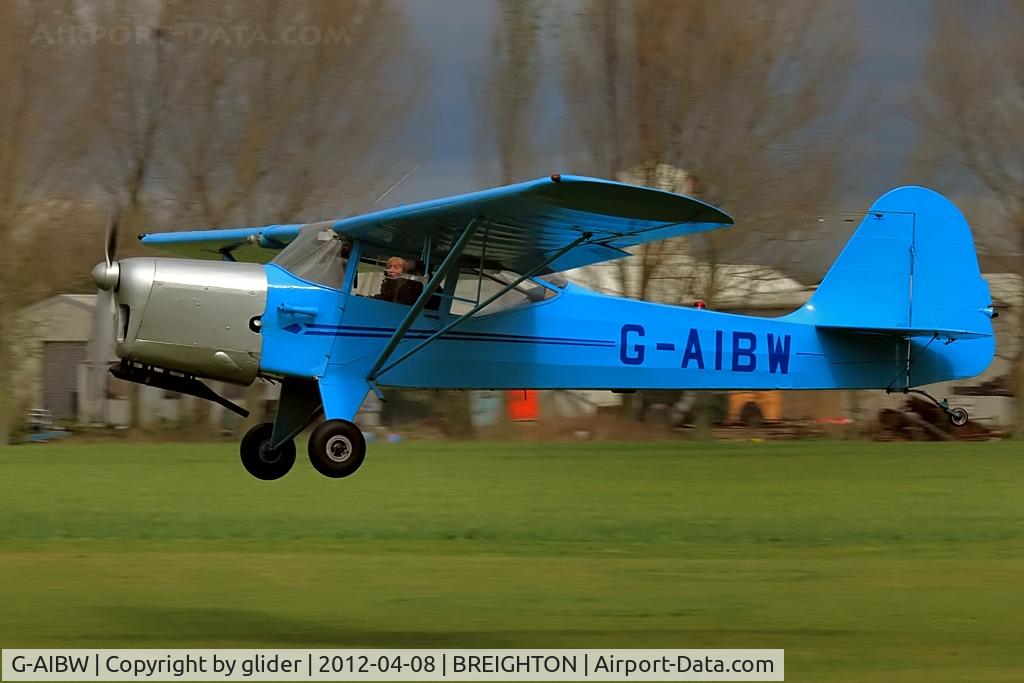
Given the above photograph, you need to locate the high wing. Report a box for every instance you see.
[139,175,733,272]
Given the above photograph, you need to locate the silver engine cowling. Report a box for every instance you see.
[93,257,267,384]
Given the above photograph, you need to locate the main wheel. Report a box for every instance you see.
[308,419,366,478]
[240,422,296,480]
[950,407,969,427]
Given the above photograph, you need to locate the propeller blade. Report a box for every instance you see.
[104,210,119,266]
[90,206,121,424]
[86,287,118,425]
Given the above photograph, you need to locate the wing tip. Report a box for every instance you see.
[543,173,733,225]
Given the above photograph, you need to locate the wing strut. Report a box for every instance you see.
[368,232,592,382]
[364,216,485,383]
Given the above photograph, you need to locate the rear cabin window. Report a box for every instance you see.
[449,269,557,316]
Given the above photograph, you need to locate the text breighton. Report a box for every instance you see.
[451,654,576,673]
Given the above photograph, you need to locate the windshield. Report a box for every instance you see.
[270,222,351,288]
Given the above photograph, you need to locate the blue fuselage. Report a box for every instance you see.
[258,265,993,394]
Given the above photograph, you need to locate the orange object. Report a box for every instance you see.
[507,390,539,421]
[728,391,783,422]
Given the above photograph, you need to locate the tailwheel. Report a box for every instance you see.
[950,407,969,427]
[308,419,366,478]
[240,422,296,480]
[903,389,970,428]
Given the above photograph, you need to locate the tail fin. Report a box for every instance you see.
[788,186,995,340]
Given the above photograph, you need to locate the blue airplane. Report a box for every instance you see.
[89,175,995,480]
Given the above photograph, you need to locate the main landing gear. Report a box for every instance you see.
[307,419,367,478]
[240,423,296,480]
[896,389,969,427]
[239,419,367,480]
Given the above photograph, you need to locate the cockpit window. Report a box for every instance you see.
[270,223,351,289]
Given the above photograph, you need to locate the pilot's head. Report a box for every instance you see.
[404,258,417,274]
[385,256,405,279]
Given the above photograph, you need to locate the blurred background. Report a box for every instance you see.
[3,0,1022,444]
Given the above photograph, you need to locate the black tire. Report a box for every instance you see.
[950,407,969,427]
[240,422,296,480]
[308,419,366,478]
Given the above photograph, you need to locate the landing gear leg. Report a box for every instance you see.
[898,389,969,427]
[240,422,297,480]
[308,419,366,478]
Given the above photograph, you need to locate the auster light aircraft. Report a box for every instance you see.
[90,175,996,480]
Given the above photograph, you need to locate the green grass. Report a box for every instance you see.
[1,440,1022,681]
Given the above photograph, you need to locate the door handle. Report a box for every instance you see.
[278,303,319,318]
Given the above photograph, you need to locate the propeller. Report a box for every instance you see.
[86,209,121,425]
[91,210,120,291]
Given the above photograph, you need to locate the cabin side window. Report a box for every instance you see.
[448,268,558,316]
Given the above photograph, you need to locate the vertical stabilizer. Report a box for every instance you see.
[786,186,994,339]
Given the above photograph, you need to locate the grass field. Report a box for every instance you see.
[0,439,1022,681]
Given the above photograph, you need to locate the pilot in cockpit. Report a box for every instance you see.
[373,256,422,305]
[402,259,425,303]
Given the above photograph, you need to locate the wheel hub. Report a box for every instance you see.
[258,441,282,464]
[325,434,352,463]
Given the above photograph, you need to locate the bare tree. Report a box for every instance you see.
[913,2,1024,432]
[475,0,544,185]
[159,1,417,229]
[0,1,102,439]
[561,0,858,305]
[89,1,176,231]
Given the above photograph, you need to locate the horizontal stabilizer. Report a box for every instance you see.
[816,325,991,340]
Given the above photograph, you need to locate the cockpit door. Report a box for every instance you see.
[259,229,360,379]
